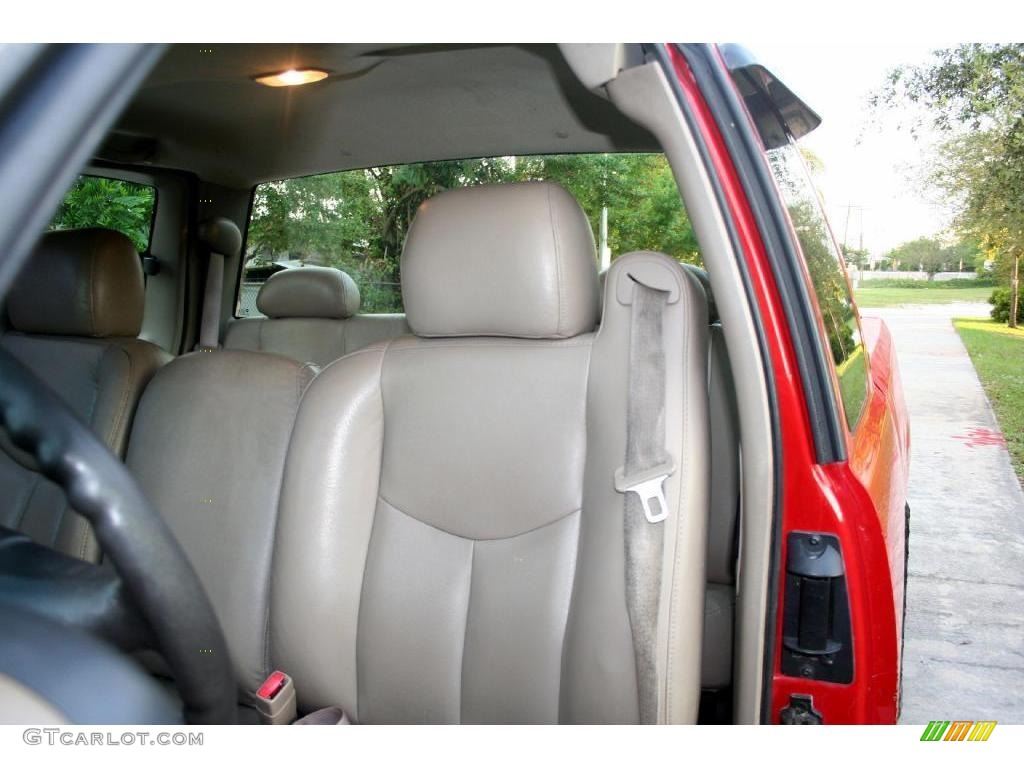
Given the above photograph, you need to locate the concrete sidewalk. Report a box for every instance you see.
[862,302,1024,724]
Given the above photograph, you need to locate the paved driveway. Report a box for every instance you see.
[862,302,1024,724]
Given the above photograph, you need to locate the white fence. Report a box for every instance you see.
[854,270,977,282]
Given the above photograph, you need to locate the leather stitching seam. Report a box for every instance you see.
[376,494,581,543]
[547,184,568,338]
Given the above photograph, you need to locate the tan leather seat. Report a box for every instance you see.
[606,262,740,692]
[124,349,317,700]
[681,264,740,691]
[0,229,170,562]
[223,266,409,366]
[269,182,712,723]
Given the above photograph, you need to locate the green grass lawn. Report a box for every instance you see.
[953,318,1024,483]
[855,284,993,307]
[837,345,868,426]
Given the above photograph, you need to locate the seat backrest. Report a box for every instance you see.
[124,349,317,696]
[224,266,408,366]
[270,182,710,723]
[680,263,740,691]
[679,264,739,586]
[0,229,170,561]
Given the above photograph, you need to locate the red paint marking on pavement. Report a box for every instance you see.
[951,426,1007,448]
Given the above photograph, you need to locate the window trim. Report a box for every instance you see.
[766,140,873,435]
[675,43,848,464]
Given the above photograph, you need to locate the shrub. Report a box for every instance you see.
[860,277,995,289]
[990,287,1024,324]
[944,277,998,288]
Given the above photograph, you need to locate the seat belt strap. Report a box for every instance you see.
[293,706,352,725]
[197,248,224,351]
[616,275,675,725]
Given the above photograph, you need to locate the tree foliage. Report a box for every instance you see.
[841,245,870,269]
[884,235,982,276]
[878,44,1024,323]
[767,145,859,369]
[49,176,155,253]
[886,236,945,274]
[246,154,699,312]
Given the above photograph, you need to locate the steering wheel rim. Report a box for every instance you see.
[0,347,235,724]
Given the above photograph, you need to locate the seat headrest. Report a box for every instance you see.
[401,182,600,338]
[256,266,361,319]
[7,228,144,337]
[197,217,243,257]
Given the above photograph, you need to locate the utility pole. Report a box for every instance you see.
[599,206,610,272]
[842,204,852,251]
[1011,251,1020,329]
[858,207,864,254]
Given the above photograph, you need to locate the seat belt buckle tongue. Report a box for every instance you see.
[254,670,297,725]
[615,460,675,524]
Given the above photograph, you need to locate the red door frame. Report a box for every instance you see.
[665,45,901,724]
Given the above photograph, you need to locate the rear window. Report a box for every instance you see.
[49,175,156,253]
[240,154,700,317]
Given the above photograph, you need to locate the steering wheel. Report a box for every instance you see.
[0,348,235,724]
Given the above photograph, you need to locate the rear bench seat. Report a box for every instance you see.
[223,266,409,366]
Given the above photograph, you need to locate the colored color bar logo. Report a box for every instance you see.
[921,721,996,741]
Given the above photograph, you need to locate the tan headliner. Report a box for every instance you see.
[112,43,657,188]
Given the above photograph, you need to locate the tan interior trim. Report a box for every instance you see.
[605,60,775,724]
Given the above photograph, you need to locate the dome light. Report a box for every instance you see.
[254,68,330,87]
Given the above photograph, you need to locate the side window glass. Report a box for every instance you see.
[48,175,156,253]
[241,154,701,318]
[768,143,869,430]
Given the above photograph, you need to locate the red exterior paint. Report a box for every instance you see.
[666,45,907,724]
[851,314,911,669]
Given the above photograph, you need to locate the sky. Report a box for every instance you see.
[753,43,951,255]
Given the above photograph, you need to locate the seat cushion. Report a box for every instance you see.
[1,228,167,561]
[125,350,316,694]
[0,333,169,561]
[270,252,710,723]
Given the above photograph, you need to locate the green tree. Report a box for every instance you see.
[767,144,859,377]
[246,154,700,313]
[941,237,982,273]
[792,200,857,363]
[886,236,948,276]
[842,245,870,269]
[50,176,155,252]
[512,154,700,264]
[877,44,1024,325]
